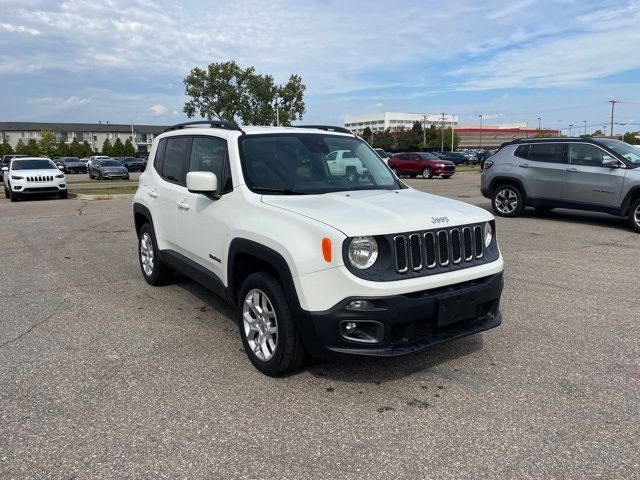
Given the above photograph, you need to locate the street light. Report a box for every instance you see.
[537,117,541,131]
[583,120,587,135]
[478,114,484,150]
[569,124,574,136]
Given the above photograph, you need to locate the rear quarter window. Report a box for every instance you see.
[153,138,167,172]
[514,145,529,159]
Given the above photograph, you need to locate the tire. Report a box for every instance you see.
[345,167,358,183]
[4,186,9,199]
[409,174,417,178]
[98,172,103,180]
[534,206,554,213]
[492,184,524,217]
[238,272,306,376]
[89,172,94,179]
[138,223,174,286]
[629,197,640,233]
[9,189,19,202]
[442,175,452,179]
[59,190,68,199]
[423,167,433,179]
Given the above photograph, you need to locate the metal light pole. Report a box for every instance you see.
[569,124,574,136]
[583,120,587,135]
[422,115,427,147]
[609,100,619,137]
[451,120,455,152]
[537,117,541,131]
[478,114,483,150]
[440,112,445,153]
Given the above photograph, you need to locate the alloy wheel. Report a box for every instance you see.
[242,289,278,361]
[495,188,518,214]
[139,232,154,276]
[634,204,640,227]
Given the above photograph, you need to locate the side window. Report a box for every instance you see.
[153,138,167,172]
[398,154,410,160]
[162,136,191,184]
[188,136,232,192]
[528,143,565,163]
[514,145,529,159]
[326,152,337,161]
[569,144,610,167]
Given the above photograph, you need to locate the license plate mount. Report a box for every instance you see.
[438,293,477,327]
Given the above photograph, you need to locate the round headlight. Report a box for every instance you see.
[484,221,493,247]
[348,236,378,269]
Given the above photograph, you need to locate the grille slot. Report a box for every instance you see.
[450,229,461,264]
[394,235,408,273]
[462,227,473,261]
[473,226,483,258]
[409,234,422,271]
[424,232,436,268]
[437,230,449,266]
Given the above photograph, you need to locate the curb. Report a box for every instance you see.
[69,192,135,200]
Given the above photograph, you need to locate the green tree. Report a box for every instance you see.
[112,137,125,157]
[15,138,27,154]
[101,139,112,156]
[591,129,603,137]
[361,127,373,144]
[38,130,58,157]
[82,141,94,157]
[68,138,82,157]
[183,61,305,125]
[124,138,136,156]
[26,138,40,156]
[372,129,395,151]
[56,140,69,157]
[0,138,14,156]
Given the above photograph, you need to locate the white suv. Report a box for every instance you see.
[3,157,68,202]
[133,121,504,375]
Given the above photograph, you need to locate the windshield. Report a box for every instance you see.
[594,138,640,165]
[101,160,122,167]
[374,149,389,158]
[12,159,57,170]
[239,133,401,194]
[64,157,80,162]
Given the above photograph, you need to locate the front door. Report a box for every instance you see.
[562,143,626,208]
[519,142,566,201]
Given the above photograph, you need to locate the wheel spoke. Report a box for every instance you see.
[241,288,279,361]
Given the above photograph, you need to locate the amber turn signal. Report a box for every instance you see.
[322,237,332,262]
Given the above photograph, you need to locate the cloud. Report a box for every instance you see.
[149,104,168,116]
[27,95,90,108]
[0,22,40,35]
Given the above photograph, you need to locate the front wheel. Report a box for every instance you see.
[138,223,174,285]
[441,175,452,179]
[239,272,306,376]
[59,190,68,199]
[629,197,640,233]
[423,167,432,179]
[9,189,19,202]
[492,185,524,217]
[4,186,9,199]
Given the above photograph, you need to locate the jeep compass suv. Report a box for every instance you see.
[481,137,640,233]
[133,121,504,375]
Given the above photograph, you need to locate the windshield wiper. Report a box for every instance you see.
[251,187,308,195]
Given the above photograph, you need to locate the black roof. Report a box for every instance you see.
[0,121,167,134]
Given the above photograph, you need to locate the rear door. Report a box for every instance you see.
[519,142,565,200]
[397,153,410,173]
[562,143,625,208]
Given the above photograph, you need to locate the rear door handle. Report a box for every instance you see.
[565,168,579,172]
[177,200,190,210]
[147,190,158,198]
[519,163,531,168]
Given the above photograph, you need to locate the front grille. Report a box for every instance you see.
[443,165,455,171]
[393,224,486,274]
[26,175,54,182]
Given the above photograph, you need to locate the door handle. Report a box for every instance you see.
[565,168,579,172]
[177,200,190,210]
[519,163,531,168]
[147,190,158,198]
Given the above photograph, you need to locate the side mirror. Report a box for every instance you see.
[58,165,65,171]
[1,166,8,172]
[187,171,218,196]
[602,158,619,168]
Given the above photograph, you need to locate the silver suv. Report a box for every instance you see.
[481,137,640,233]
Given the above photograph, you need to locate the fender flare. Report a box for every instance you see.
[132,202,154,235]
[488,176,529,202]
[620,185,640,216]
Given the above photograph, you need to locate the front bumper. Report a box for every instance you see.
[65,166,87,173]
[294,272,503,360]
[102,172,129,179]
[11,181,66,194]
[433,166,456,175]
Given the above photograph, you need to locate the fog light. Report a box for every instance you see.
[344,322,357,334]
[347,299,375,310]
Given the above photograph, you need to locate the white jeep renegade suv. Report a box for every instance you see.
[133,121,504,375]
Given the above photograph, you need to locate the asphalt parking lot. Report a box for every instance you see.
[1,172,638,479]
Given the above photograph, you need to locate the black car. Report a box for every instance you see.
[1,154,28,180]
[89,158,130,180]
[59,156,87,173]
[442,152,473,165]
[122,157,145,172]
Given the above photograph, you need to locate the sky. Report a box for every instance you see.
[1,0,640,134]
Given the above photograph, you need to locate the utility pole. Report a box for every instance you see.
[478,114,484,150]
[569,124,574,136]
[422,115,428,147]
[451,120,455,152]
[440,113,445,153]
[583,120,587,135]
[537,117,541,131]
[609,100,619,137]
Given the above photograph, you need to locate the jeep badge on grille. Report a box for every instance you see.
[431,216,449,224]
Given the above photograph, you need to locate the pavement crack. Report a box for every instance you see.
[77,201,89,216]
[0,299,66,349]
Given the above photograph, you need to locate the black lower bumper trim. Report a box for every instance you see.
[294,272,504,360]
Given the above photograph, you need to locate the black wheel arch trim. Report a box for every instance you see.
[488,177,528,203]
[621,186,640,216]
[133,202,154,235]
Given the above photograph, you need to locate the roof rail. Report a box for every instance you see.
[164,120,244,133]
[293,125,353,135]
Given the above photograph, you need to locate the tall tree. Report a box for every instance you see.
[56,140,69,157]
[81,141,94,157]
[0,138,14,156]
[102,139,112,156]
[372,129,395,151]
[69,138,82,157]
[15,138,27,154]
[183,61,305,125]
[361,127,373,144]
[112,137,125,157]
[26,139,40,156]
[38,130,58,157]
[124,138,136,156]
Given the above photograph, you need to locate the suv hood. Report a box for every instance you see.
[101,166,127,172]
[12,169,61,177]
[261,188,493,237]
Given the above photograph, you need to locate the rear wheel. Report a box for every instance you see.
[238,272,305,376]
[629,197,640,233]
[492,184,524,217]
[4,186,9,199]
[423,167,432,179]
[138,223,174,286]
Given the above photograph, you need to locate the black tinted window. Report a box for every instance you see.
[528,143,565,163]
[398,154,410,160]
[154,139,167,172]
[569,144,612,167]
[162,137,191,184]
[188,137,232,192]
[514,145,529,159]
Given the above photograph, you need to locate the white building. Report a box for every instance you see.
[344,112,458,134]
